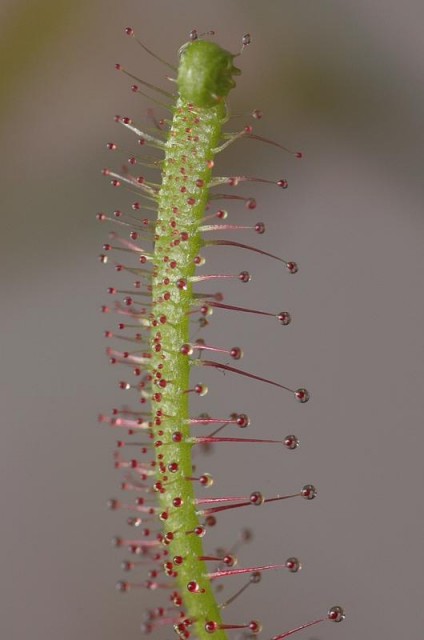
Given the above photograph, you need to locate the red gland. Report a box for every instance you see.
[294,388,310,403]
[186,581,204,593]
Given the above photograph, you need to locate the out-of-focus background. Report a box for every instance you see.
[1,1,423,638]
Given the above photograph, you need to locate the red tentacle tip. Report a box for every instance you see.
[285,557,301,573]
[238,271,251,283]
[301,484,317,500]
[277,311,292,325]
[294,388,310,403]
[328,605,346,622]
[286,261,298,274]
[187,581,205,593]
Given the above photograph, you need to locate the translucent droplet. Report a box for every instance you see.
[284,434,299,450]
[205,621,218,633]
[301,484,317,500]
[294,388,310,403]
[249,621,262,634]
[235,413,250,428]
[230,346,243,360]
[199,473,214,487]
[328,605,345,623]
[285,557,301,573]
[286,261,298,274]
[249,491,264,506]
[277,311,292,326]
[187,580,201,593]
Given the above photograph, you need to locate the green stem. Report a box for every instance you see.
[151,97,228,640]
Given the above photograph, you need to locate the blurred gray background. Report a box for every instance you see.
[1,1,423,639]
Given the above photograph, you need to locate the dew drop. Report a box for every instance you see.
[284,434,299,450]
[239,271,251,283]
[223,554,236,567]
[301,484,317,500]
[249,491,264,506]
[286,261,298,274]
[277,311,292,326]
[328,605,345,623]
[199,473,213,487]
[277,179,288,189]
[195,384,208,396]
[230,346,242,360]
[294,388,310,403]
[242,33,251,46]
[236,413,250,428]
[187,580,200,593]
[250,571,261,584]
[177,279,187,290]
[115,580,129,592]
[249,621,262,634]
[255,222,265,234]
[285,557,301,573]
[180,343,193,356]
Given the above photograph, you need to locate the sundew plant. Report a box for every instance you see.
[98,28,345,640]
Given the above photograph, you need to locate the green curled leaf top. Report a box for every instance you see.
[177,40,241,108]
